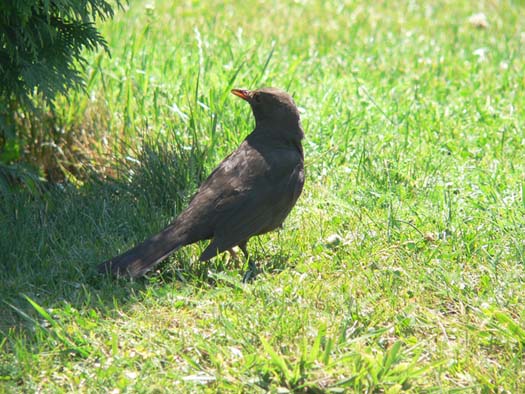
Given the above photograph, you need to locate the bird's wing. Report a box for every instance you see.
[169,140,264,241]
[199,157,304,261]
[198,191,275,261]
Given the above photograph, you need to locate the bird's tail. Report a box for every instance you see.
[98,224,185,278]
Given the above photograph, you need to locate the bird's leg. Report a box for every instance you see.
[239,240,258,282]
[227,247,240,262]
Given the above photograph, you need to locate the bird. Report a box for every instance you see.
[98,87,305,279]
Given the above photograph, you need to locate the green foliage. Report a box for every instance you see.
[0,0,122,181]
[0,0,121,105]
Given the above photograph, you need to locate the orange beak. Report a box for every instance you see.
[231,89,252,101]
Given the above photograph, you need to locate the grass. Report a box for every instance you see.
[1,0,525,392]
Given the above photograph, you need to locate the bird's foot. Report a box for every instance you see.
[242,259,259,283]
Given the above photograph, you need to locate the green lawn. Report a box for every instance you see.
[2,0,525,392]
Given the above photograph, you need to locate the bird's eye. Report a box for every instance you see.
[253,93,261,103]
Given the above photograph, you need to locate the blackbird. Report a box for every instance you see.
[98,87,305,279]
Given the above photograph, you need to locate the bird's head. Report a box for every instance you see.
[231,87,302,132]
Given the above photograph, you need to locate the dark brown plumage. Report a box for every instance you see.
[98,87,305,278]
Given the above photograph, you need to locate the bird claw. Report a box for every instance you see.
[242,259,259,283]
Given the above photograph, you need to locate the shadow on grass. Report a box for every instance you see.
[0,133,212,330]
